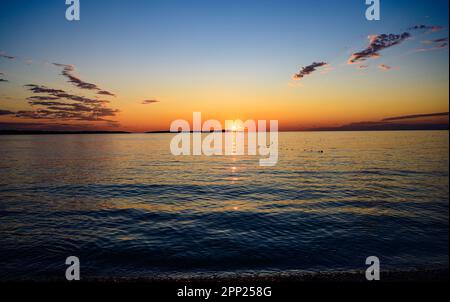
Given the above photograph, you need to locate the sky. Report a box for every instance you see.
[0,0,449,132]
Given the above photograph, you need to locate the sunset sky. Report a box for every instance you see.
[0,0,449,132]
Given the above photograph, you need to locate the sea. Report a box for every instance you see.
[0,131,448,280]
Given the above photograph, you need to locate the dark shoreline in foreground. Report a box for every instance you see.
[82,269,450,283]
[3,269,448,283]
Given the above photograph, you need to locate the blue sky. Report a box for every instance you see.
[1,0,447,66]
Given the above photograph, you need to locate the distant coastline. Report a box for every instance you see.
[0,130,131,135]
[0,125,448,135]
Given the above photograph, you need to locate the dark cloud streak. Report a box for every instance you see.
[378,64,392,70]
[0,52,15,60]
[53,63,116,97]
[293,62,328,81]
[409,25,444,33]
[142,100,159,104]
[418,37,448,52]
[16,84,120,124]
[382,112,449,122]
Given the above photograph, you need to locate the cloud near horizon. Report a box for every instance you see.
[382,112,449,122]
[142,99,159,104]
[293,62,328,81]
[0,54,119,127]
[3,84,121,125]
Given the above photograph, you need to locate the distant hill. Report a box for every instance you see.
[308,123,449,132]
[309,112,449,132]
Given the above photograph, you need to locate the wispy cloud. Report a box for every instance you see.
[142,99,159,104]
[417,37,448,52]
[378,64,392,71]
[53,63,115,97]
[25,84,109,105]
[348,33,411,64]
[422,37,449,44]
[15,84,120,124]
[1,55,119,127]
[416,44,448,52]
[408,25,445,33]
[382,112,449,121]
[0,52,15,60]
[98,90,116,97]
[293,62,328,81]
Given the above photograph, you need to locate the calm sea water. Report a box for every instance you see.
[0,131,448,280]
